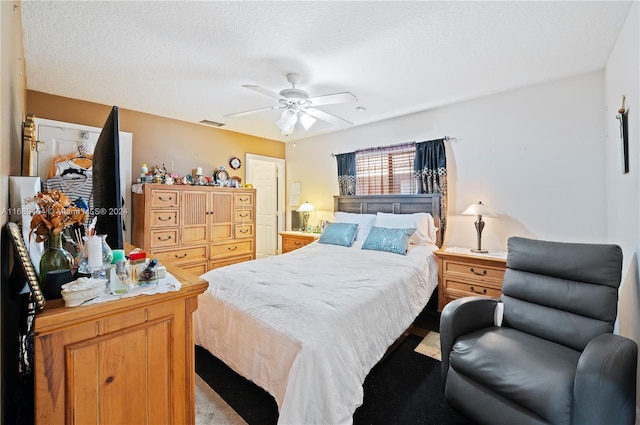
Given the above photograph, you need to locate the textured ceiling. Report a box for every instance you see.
[21,1,633,142]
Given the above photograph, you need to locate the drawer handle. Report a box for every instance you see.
[470,286,487,295]
[295,241,303,245]
[158,216,172,221]
[239,197,248,202]
[157,235,172,241]
[227,246,238,251]
[158,196,173,201]
[470,268,487,276]
[239,213,249,218]
[174,253,188,259]
[239,228,249,233]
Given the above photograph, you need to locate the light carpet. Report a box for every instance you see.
[414,331,441,361]
[195,374,248,425]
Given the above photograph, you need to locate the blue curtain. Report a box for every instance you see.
[336,152,356,195]
[414,139,448,236]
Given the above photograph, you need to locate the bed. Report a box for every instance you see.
[193,194,443,424]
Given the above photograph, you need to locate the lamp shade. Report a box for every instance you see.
[462,201,495,217]
[276,108,298,133]
[296,201,315,213]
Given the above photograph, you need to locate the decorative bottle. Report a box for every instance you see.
[39,232,74,287]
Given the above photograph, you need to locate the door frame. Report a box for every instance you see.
[33,118,133,243]
[245,154,285,254]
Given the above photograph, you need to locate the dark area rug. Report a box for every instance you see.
[195,332,474,425]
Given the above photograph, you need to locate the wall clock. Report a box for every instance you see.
[229,156,242,170]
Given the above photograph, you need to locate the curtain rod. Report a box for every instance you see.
[329,136,455,157]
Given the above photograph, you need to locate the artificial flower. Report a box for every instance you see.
[28,190,87,242]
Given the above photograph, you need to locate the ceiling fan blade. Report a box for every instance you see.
[307,92,358,106]
[223,106,279,118]
[242,85,288,101]
[305,108,353,128]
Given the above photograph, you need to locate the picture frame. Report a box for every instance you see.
[6,222,46,312]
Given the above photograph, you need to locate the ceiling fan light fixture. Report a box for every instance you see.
[276,108,298,132]
[299,112,316,130]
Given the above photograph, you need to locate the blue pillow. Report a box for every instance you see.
[318,222,358,247]
[361,226,416,255]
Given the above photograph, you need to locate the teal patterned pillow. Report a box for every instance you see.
[318,222,358,247]
[361,226,416,255]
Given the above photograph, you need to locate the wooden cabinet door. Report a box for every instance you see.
[182,190,208,244]
[210,191,233,240]
[66,319,172,424]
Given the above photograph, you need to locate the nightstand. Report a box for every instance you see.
[435,247,507,312]
[280,231,320,253]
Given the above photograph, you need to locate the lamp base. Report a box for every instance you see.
[470,249,488,254]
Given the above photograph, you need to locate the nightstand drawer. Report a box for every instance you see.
[444,260,505,282]
[435,249,507,312]
[444,278,502,298]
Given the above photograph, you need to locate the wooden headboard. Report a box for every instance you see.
[334,194,443,247]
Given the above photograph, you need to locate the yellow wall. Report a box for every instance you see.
[26,90,285,183]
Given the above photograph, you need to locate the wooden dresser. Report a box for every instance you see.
[131,184,256,274]
[435,248,507,311]
[280,231,320,253]
[33,263,208,424]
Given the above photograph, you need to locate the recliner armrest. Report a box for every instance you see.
[439,297,498,389]
[573,333,637,425]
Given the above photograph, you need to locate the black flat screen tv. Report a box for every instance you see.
[92,106,124,249]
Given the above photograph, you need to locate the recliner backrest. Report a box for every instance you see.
[500,237,622,351]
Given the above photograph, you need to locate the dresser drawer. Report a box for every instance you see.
[151,209,179,228]
[150,229,179,249]
[211,240,253,258]
[443,260,505,282]
[152,245,207,265]
[234,209,253,222]
[234,192,254,208]
[235,224,254,239]
[150,189,179,208]
[209,254,253,270]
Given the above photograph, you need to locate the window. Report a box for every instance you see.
[355,142,416,195]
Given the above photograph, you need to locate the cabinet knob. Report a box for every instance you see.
[106,376,115,384]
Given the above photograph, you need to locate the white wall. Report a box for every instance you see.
[286,71,607,252]
[604,0,640,416]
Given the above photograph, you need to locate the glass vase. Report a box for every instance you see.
[39,232,74,287]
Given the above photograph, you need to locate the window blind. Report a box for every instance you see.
[355,142,416,195]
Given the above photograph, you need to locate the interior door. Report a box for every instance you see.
[247,157,282,258]
[35,118,133,243]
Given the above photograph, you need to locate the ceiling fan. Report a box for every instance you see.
[224,73,358,135]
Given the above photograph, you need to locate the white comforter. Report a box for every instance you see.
[194,240,438,425]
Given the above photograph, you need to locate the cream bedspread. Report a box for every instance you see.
[194,240,438,424]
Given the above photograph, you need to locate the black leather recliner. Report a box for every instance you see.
[440,236,637,425]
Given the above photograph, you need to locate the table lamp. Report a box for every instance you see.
[296,201,315,232]
[462,201,495,253]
